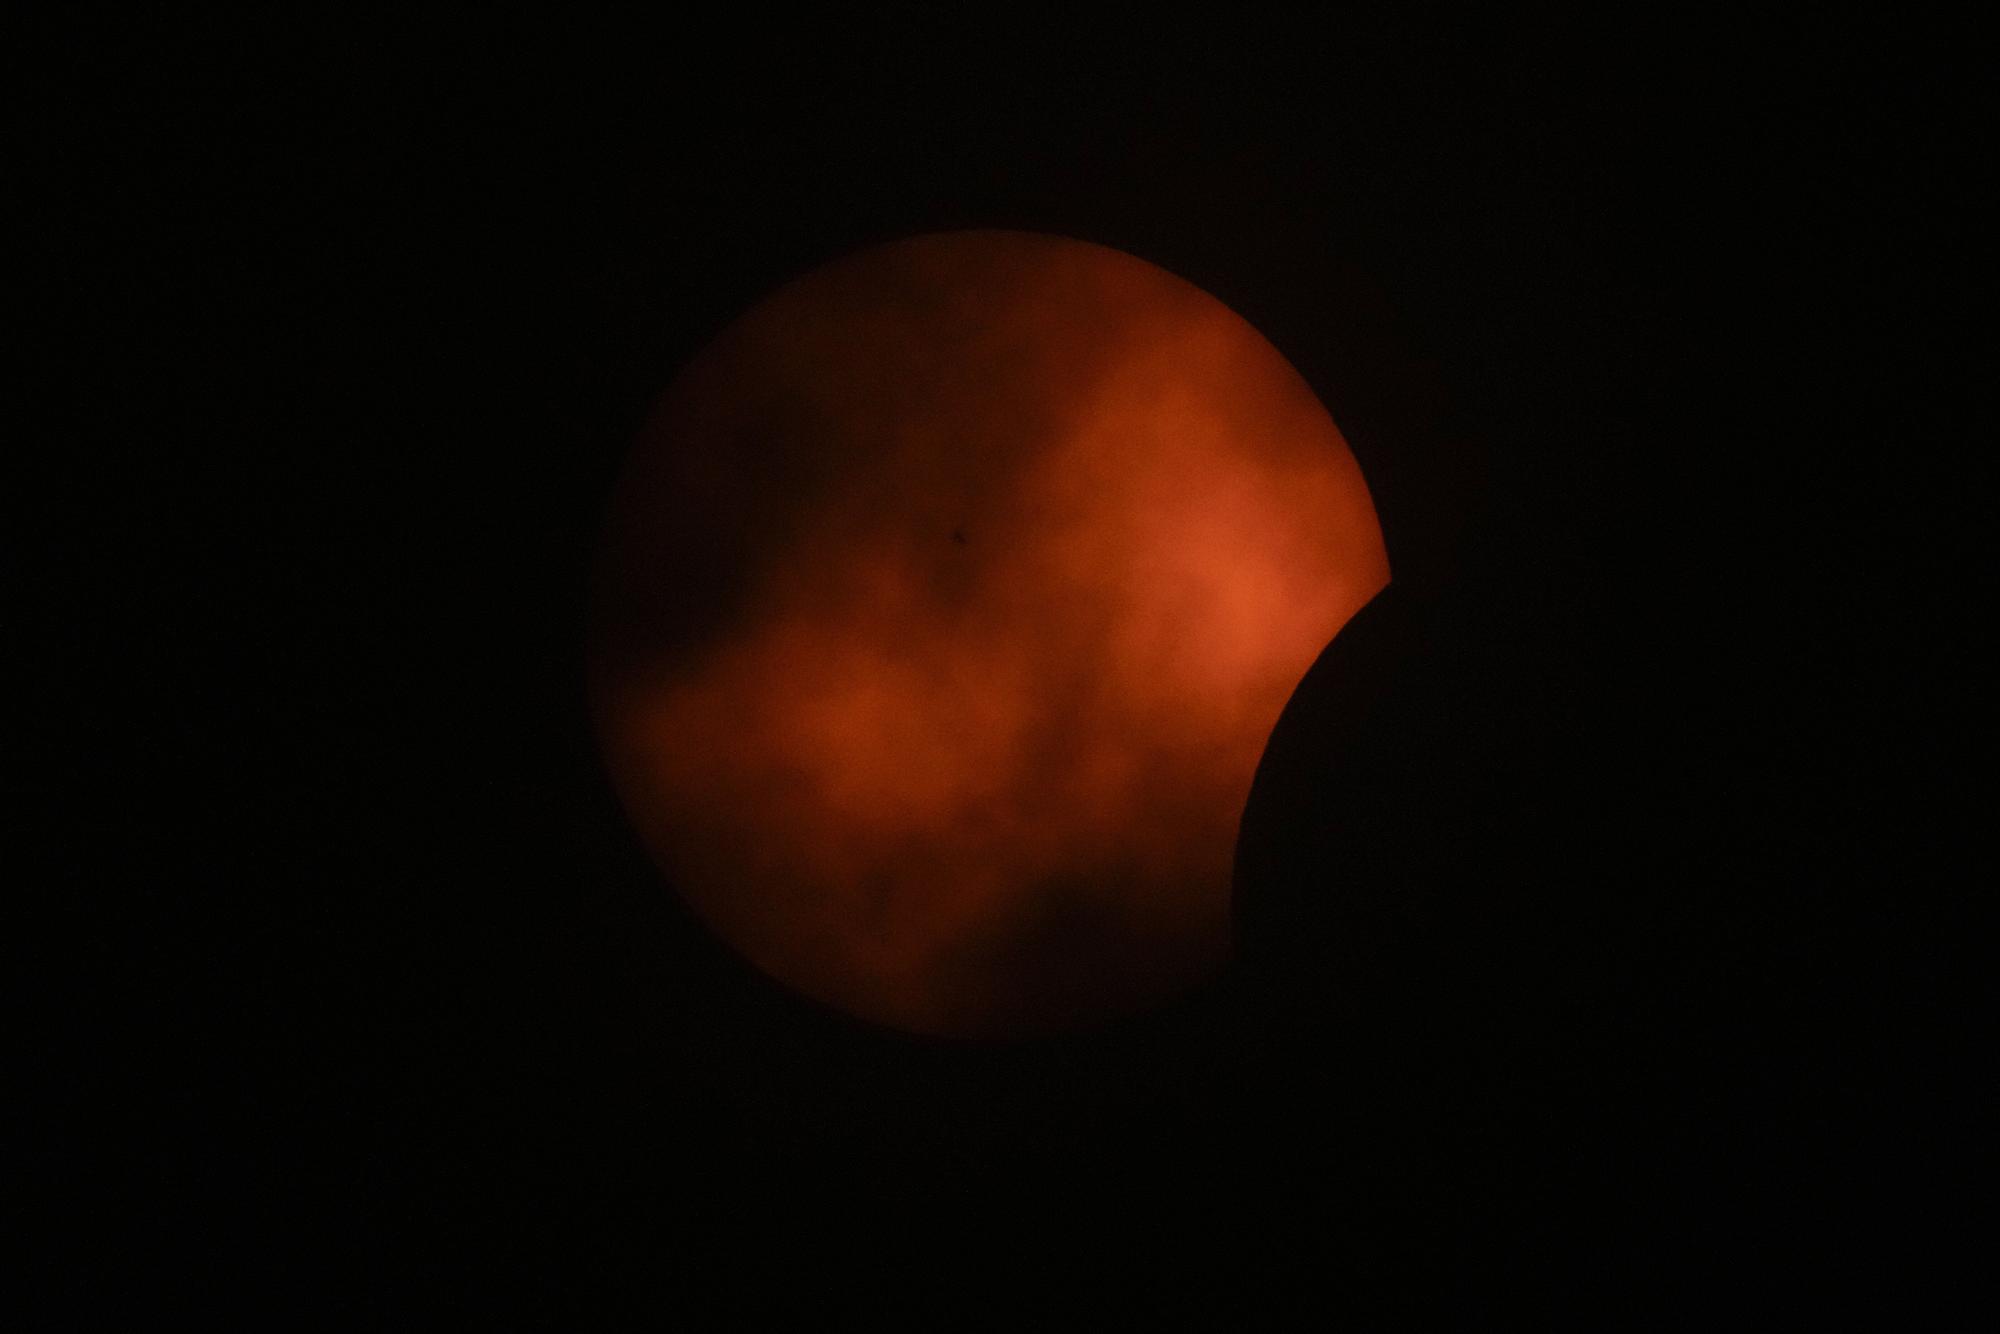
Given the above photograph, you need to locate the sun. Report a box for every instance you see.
[588,230,1388,1037]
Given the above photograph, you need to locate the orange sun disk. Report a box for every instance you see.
[589,231,1388,1037]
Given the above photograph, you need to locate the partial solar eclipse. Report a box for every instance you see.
[589,231,1388,1037]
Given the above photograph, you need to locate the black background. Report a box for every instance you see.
[26,11,1975,1326]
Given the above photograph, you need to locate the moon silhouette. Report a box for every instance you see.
[588,231,1388,1037]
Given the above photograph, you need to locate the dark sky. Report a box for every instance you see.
[25,12,1973,1327]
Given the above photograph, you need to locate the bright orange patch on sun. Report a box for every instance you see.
[589,231,1387,1036]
